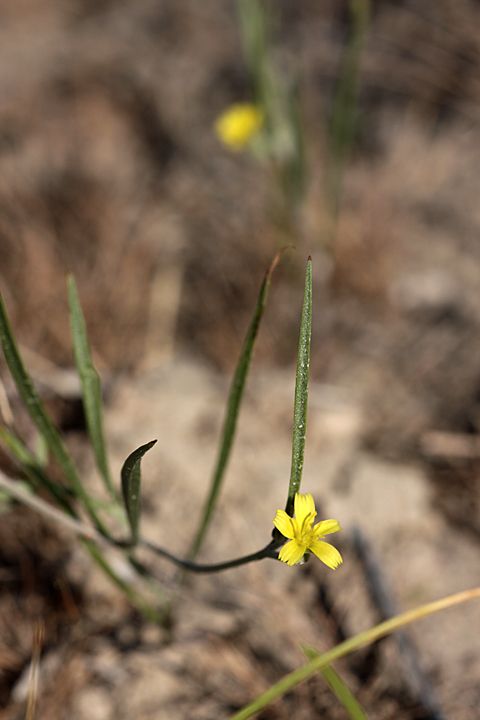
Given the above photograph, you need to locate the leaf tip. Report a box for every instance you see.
[265,245,295,281]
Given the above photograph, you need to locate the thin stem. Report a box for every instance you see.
[83,539,165,626]
[325,0,371,244]
[0,470,92,535]
[0,469,280,575]
[142,539,279,574]
[0,469,165,625]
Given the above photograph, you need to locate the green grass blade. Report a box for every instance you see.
[0,468,166,626]
[303,648,369,720]
[82,538,166,626]
[67,275,115,498]
[320,666,370,720]
[188,249,288,560]
[325,0,371,226]
[236,0,304,217]
[33,432,48,467]
[228,586,480,720]
[0,291,108,534]
[285,256,312,517]
[0,426,74,512]
[121,440,157,545]
[235,0,269,104]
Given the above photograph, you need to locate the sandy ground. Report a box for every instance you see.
[1,1,480,718]
[3,359,480,719]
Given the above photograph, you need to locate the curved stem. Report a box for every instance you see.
[0,469,281,575]
[141,538,279,573]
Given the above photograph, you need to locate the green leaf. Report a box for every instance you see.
[285,256,312,517]
[0,426,75,513]
[188,248,290,560]
[67,274,115,498]
[304,648,370,720]
[0,291,108,534]
[121,440,157,545]
[34,432,49,468]
[325,0,371,224]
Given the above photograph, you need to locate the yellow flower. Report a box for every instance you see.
[273,493,343,568]
[214,103,264,151]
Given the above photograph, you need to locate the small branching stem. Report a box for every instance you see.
[0,470,280,574]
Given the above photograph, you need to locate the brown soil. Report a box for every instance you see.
[1,1,480,718]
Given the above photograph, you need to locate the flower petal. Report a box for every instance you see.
[294,493,316,525]
[214,103,263,150]
[312,519,342,539]
[273,510,295,539]
[309,541,343,569]
[278,540,306,567]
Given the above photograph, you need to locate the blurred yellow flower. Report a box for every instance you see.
[273,493,342,568]
[214,103,264,151]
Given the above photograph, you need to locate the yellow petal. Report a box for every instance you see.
[273,510,295,539]
[294,493,316,525]
[309,541,343,569]
[278,540,306,567]
[214,103,263,150]
[312,519,342,539]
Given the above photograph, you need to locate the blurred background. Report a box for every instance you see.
[1,1,480,718]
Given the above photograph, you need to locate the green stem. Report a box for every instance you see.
[325,0,371,234]
[83,539,166,626]
[144,539,278,574]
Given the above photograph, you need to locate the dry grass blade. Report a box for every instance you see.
[25,620,44,720]
[229,586,480,720]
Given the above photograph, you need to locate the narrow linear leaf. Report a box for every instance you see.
[0,468,165,626]
[34,432,49,467]
[121,440,157,545]
[82,538,165,626]
[303,648,369,720]
[319,666,369,720]
[228,586,480,720]
[285,256,312,517]
[67,274,115,498]
[188,247,292,561]
[0,426,74,513]
[0,291,107,533]
[326,0,370,224]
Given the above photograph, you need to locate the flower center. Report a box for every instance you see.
[295,511,318,546]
